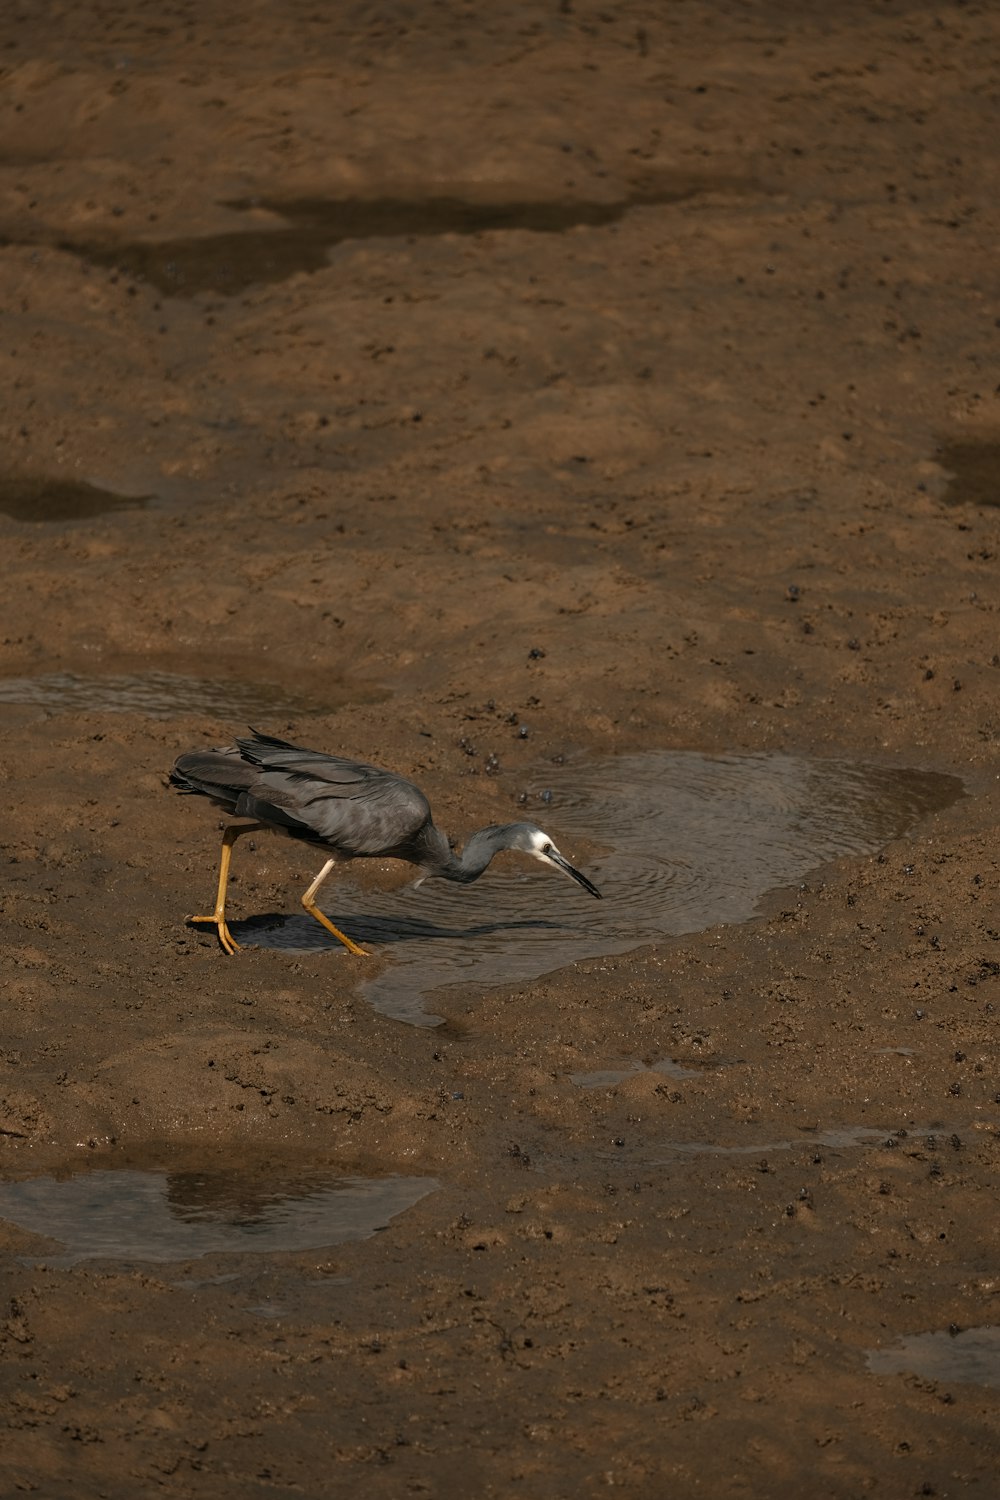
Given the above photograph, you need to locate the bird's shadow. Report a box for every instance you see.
[220,910,565,952]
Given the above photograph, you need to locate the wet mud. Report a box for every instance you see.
[2,2,1000,1496]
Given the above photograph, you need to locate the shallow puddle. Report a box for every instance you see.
[0,475,149,522]
[0,1160,437,1267]
[0,668,336,719]
[649,1125,924,1159]
[228,751,963,1026]
[571,1058,705,1088]
[867,1326,1000,1389]
[61,176,757,296]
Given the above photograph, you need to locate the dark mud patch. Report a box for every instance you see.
[936,439,1000,508]
[0,475,150,523]
[57,175,758,296]
[224,751,964,1026]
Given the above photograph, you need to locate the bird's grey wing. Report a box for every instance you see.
[236,730,404,790]
[234,731,433,856]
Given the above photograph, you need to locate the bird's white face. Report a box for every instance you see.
[521,825,602,899]
[526,827,562,867]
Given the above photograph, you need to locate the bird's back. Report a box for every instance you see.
[172,730,435,861]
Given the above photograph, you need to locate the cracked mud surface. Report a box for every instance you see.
[2,3,1000,1495]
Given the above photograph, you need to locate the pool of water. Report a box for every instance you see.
[0,668,337,719]
[647,1125,933,1159]
[571,1058,707,1088]
[229,750,963,1026]
[0,1158,437,1267]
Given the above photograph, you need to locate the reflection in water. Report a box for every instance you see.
[867,1326,1000,1389]
[239,752,963,1027]
[0,1165,436,1266]
[0,669,335,719]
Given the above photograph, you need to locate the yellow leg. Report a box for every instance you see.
[301,858,368,956]
[188,822,266,955]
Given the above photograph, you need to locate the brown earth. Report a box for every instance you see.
[2,2,1000,1495]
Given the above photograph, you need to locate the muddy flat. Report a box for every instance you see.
[2,3,999,1495]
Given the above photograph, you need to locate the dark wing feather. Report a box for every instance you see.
[235,729,393,788]
[174,730,433,860]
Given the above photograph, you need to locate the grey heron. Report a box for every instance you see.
[170,728,601,955]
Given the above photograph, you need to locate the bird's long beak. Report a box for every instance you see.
[547,849,602,899]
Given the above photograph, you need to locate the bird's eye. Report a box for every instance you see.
[542,842,553,855]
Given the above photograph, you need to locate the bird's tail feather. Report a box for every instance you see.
[170,748,257,810]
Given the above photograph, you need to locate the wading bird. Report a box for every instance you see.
[170,729,601,955]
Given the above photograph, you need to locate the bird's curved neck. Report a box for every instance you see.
[437,827,505,884]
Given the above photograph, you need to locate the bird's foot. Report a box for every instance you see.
[188,913,241,955]
[302,901,369,956]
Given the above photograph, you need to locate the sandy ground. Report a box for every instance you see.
[2,1,1000,1494]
